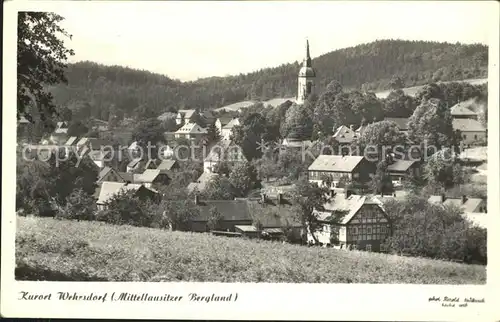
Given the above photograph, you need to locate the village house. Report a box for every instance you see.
[237,193,304,242]
[49,121,69,144]
[215,117,240,141]
[309,191,392,252]
[384,117,409,134]
[96,181,157,211]
[97,167,125,184]
[428,194,487,213]
[176,109,198,125]
[386,159,421,185]
[332,125,360,149]
[88,149,112,169]
[308,155,375,188]
[187,172,219,194]
[156,159,179,172]
[174,122,207,142]
[189,196,253,232]
[203,140,247,173]
[63,136,78,156]
[450,99,479,120]
[452,119,487,147]
[76,137,109,152]
[127,158,143,173]
[134,169,170,188]
[281,138,313,150]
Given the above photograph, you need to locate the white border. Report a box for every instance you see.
[2,1,499,320]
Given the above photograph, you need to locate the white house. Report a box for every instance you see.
[176,109,197,125]
[174,122,207,142]
[203,141,247,173]
[453,119,487,147]
[215,117,240,141]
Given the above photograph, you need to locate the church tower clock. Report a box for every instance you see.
[296,39,316,105]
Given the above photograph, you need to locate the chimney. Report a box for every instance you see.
[441,193,446,203]
[277,193,283,205]
[462,195,467,204]
[194,194,200,205]
[345,189,352,199]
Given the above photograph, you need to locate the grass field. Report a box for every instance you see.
[16,216,486,284]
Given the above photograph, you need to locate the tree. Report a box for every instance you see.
[290,177,329,244]
[17,12,74,131]
[414,83,445,105]
[134,104,156,120]
[132,118,165,158]
[354,120,407,161]
[203,176,237,200]
[228,161,260,196]
[16,157,54,216]
[407,98,457,154]
[383,89,416,118]
[389,75,405,90]
[97,190,150,226]
[280,102,313,139]
[423,148,463,190]
[56,189,96,221]
[370,160,394,195]
[325,80,343,95]
[206,123,221,145]
[67,120,89,137]
[207,206,224,231]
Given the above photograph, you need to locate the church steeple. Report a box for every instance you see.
[304,39,312,67]
[296,38,316,105]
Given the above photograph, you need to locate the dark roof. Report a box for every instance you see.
[385,117,409,130]
[387,160,417,172]
[118,172,134,182]
[194,199,252,222]
[246,200,302,228]
[88,138,109,150]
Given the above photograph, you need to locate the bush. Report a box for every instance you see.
[55,189,97,221]
[382,196,487,264]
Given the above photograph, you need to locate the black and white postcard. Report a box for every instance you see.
[2,1,499,320]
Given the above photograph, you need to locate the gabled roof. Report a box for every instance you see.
[385,117,410,131]
[281,138,313,148]
[157,159,177,171]
[463,212,487,228]
[332,125,359,143]
[204,141,246,163]
[194,199,252,222]
[76,137,89,146]
[127,158,143,168]
[54,128,68,134]
[144,159,158,169]
[222,118,240,129]
[387,160,417,172]
[135,169,162,183]
[187,172,219,193]
[216,116,235,126]
[308,155,365,172]
[177,109,196,119]
[452,119,486,132]
[320,194,386,225]
[56,121,69,129]
[246,200,302,228]
[428,195,485,213]
[128,141,139,150]
[98,167,123,183]
[64,136,78,146]
[450,100,479,116]
[97,182,144,204]
[175,122,207,134]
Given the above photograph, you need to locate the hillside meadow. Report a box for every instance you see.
[16,216,486,284]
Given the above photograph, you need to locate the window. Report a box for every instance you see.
[463,134,467,139]
[352,227,357,234]
[366,244,372,252]
[367,227,372,234]
[474,134,478,140]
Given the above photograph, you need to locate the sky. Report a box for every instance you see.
[19,1,496,81]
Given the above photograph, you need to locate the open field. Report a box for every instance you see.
[16,216,486,284]
[374,78,488,99]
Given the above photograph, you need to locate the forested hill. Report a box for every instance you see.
[49,39,488,120]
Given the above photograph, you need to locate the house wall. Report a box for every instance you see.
[460,131,486,147]
[344,205,391,252]
[221,128,233,141]
[308,171,353,187]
